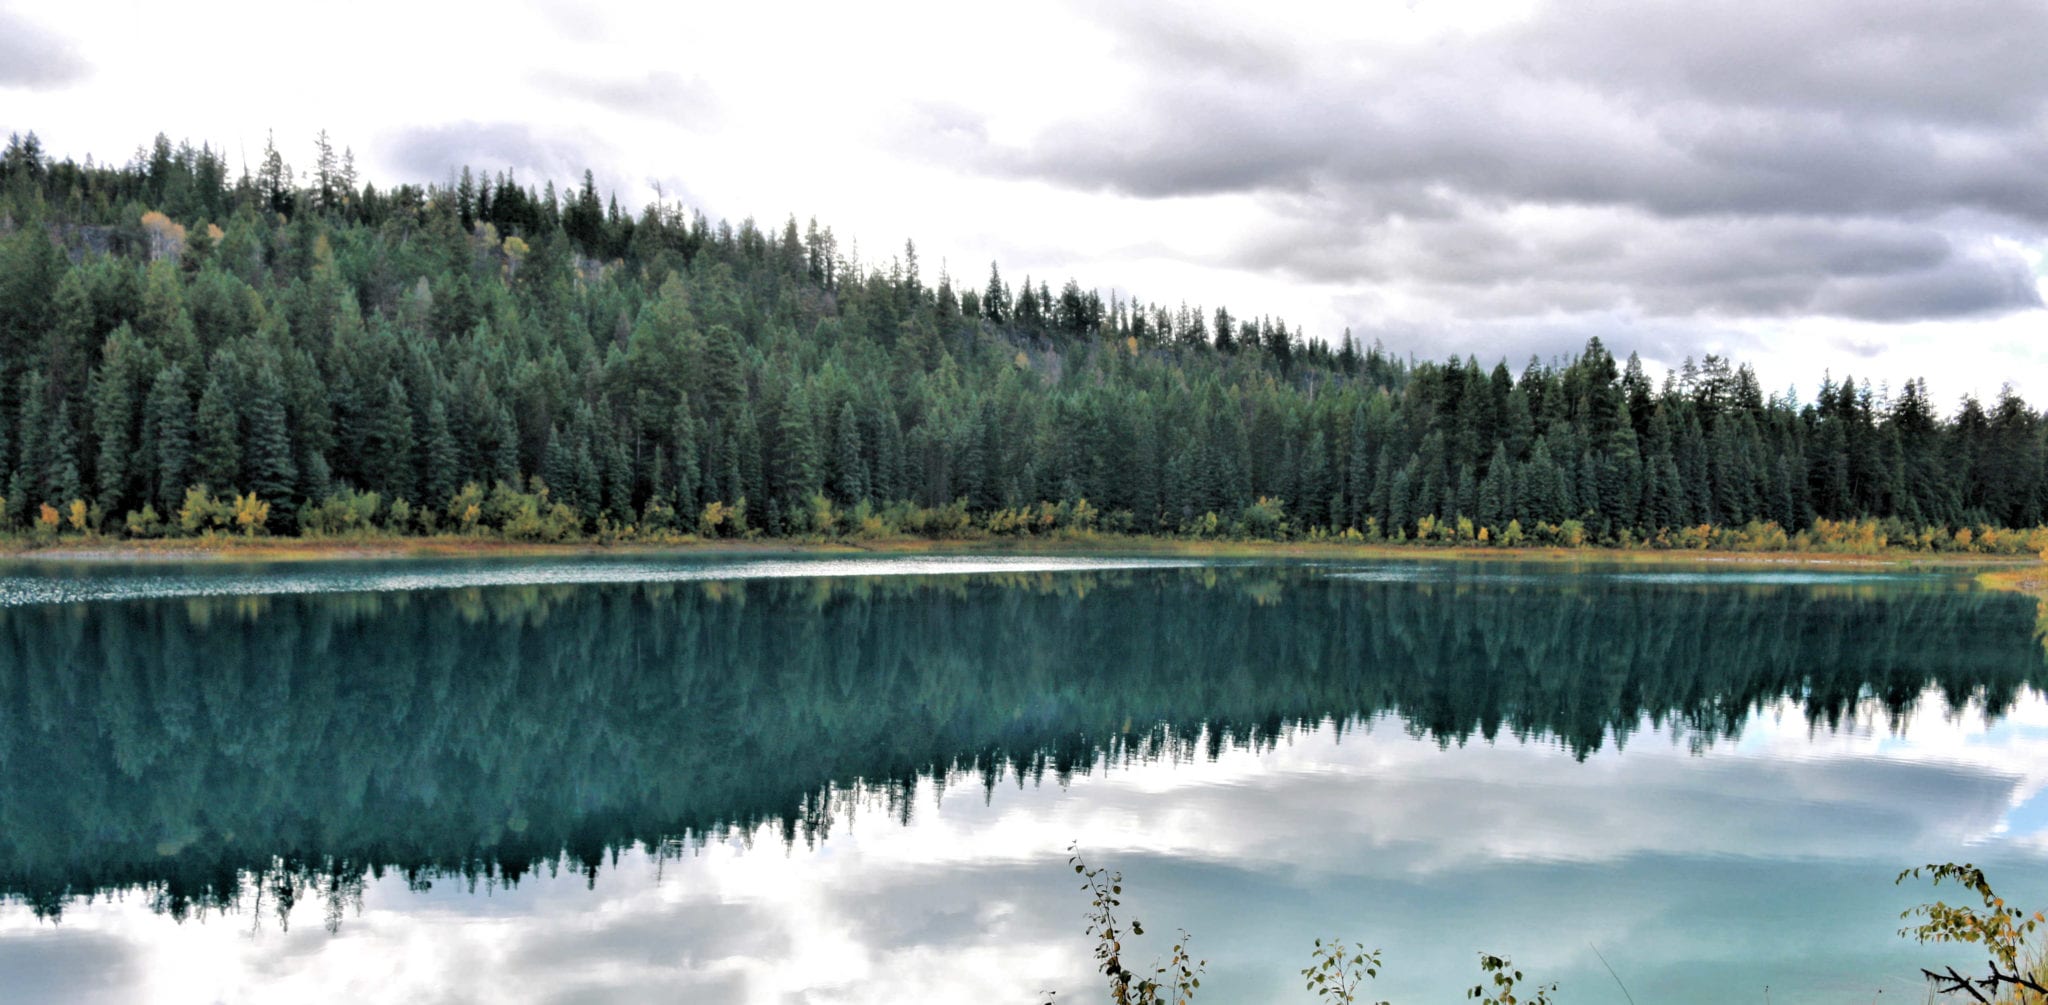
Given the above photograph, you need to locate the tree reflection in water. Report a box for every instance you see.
[0,564,2038,930]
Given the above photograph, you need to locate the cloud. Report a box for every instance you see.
[522,0,608,44]
[920,0,2048,334]
[0,9,89,89]
[1351,311,1773,372]
[7,0,2043,397]
[981,0,2048,221]
[379,121,606,188]
[1808,240,2044,321]
[1516,0,2048,128]
[530,69,718,126]
[1261,208,2038,320]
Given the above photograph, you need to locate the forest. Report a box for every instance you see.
[1,131,2045,550]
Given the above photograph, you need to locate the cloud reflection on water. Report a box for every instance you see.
[3,686,2043,1005]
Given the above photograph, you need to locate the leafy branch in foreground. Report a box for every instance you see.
[1054,847,1545,1003]
[1055,843,1206,1005]
[1899,862,2048,1002]
[1047,855,2048,1003]
[1302,937,1389,1005]
[1467,953,1557,1005]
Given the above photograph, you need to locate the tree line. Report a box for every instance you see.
[1,130,2044,547]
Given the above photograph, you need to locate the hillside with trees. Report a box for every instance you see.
[0,131,2044,550]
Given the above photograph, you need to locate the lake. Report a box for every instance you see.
[0,554,2042,1003]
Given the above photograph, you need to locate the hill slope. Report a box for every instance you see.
[0,132,2043,547]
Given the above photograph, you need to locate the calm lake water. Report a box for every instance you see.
[0,554,2043,1003]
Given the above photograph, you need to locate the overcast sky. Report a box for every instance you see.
[4,0,2045,407]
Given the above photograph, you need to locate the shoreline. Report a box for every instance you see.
[4,532,2037,574]
[1977,565,2048,602]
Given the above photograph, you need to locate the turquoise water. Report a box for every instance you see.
[0,555,2041,1003]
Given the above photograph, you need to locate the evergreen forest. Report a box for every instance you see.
[1,131,2045,549]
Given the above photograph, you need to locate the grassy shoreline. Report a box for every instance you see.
[3,531,2038,575]
[1978,564,2048,601]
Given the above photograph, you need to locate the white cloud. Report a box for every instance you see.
[4,0,2046,404]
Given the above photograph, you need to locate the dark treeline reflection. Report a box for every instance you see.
[0,565,2041,927]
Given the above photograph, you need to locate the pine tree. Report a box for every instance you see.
[1518,439,1562,525]
[571,412,601,517]
[712,425,743,508]
[599,414,633,523]
[0,386,12,510]
[1296,430,1332,530]
[243,363,299,504]
[278,346,334,501]
[192,371,240,493]
[367,377,416,502]
[0,223,64,392]
[47,267,100,403]
[1013,275,1041,331]
[421,397,460,509]
[313,129,338,212]
[1771,455,1800,529]
[1707,418,1755,525]
[541,426,576,506]
[137,259,198,366]
[697,324,746,424]
[258,130,293,217]
[143,364,192,513]
[830,401,867,504]
[90,326,148,514]
[1575,453,1602,530]
[670,404,702,514]
[7,374,48,519]
[489,402,521,487]
[874,409,904,503]
[735,404,764,524]
[46,401,82,509]
[1345,406,1376,530]
[457,166,477,231]
[1388,460,1415,538]
[1649,453,1686,530]
[1478,443,1510,530]
[771,389,821,508]
[1676,415,1713,523]
[341,147,359,209]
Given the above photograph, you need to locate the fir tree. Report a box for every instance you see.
[771,389,821,508]
[830,401,867,504]
[367,377,416,502]
[46,401,82,509]
[143,364,192,513]
[243,363,299,505]
[90,326,147,513]
[192,371,240,493]
[670,404,702,514]
[541,426,575,507]
[421,397,460,509]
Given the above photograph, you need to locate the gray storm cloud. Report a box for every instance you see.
[920,0,2048,357]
